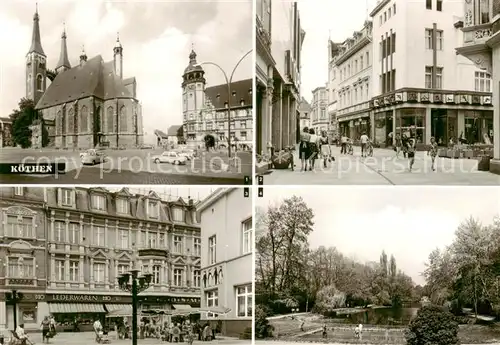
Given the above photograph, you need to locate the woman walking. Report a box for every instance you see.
[319,131,333,168]
[428,136,438,171]
[299,127,311,172]
[407,138,416,172]
[394,133,402,158]
[308,128,320,171]
[41,316,50,343]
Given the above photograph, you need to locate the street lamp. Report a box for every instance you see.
[117,269,153,345]
[196,49,253,159]
[6,290,23,330]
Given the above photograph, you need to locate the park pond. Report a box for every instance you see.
[334,306,419,325]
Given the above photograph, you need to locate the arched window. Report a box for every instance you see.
[106,106,114,132]
[119,106,127,132]
[56,110,62,135]
[67,108,74,133]
[80,106,88,133]
[27,74,32,95]
[36,74,43,91]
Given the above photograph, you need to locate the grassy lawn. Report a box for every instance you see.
[268,316,500,344]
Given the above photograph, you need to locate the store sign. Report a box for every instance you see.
[420,93,430,102]
[407,92,418,102]
[395,93,403,102]
[45,294,132,303]
[446,94,455,103]
[433,93,443,103]
[483,96,492,105]
[472,95,481,104]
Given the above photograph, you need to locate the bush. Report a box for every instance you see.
[405,305,459,345]
[255,305,273,339]
[239,327,252,340]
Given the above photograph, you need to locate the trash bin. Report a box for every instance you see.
[478,155,491,171]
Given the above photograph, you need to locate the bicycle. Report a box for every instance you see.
[347,143,354,155]
[366,142,374,157]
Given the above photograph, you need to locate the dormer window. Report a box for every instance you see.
[92,194,106,211]
[60,188,74,206]
[148,200,159,218]
[116,198,129,214]
[232,91,236,97]
[224,102,228,108]
[240,98,245,106]
[14,187,23,196]
[172,207,183,222]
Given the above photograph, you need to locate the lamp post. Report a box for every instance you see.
[6,290,23,330]
[118,269,153,345]
[197,49,253,159]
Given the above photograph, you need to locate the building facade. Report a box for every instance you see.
[369,0,493,148]
[198,189,252,337]
[256,0,305,155]
[181,51,253,150]
[333,21,374,141]
[0,187,202,331]
[310,87,329,134]
[456,0,500,173]
[327,41,341,139]
[0,117,13,148]
[298,97,312,130]
[26,7,143,149]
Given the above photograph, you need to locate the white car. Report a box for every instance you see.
[80,149,106,165]
[178,149,195,160]
[152,151,187,165]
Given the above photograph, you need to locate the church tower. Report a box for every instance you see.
[26,4,47,105]
[181,49,206,141]
[55,24,71,74]
[114,33,123,79]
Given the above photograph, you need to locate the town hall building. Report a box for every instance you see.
[26,6,143,149]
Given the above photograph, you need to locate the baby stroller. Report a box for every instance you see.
[95,330,111,344]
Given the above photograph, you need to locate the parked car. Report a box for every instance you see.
[178,149,196,160]
[140,144,154,149]
[81,149,106,165]
[152,151,187,165]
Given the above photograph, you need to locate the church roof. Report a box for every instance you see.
[205,78,252,110]
[35,55,135,110]
[167,125,182,136]
[28,10,45,56]
[154,129,168,138]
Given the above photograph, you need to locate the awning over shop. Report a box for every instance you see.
[48,303,106,314]
[105,304,132,313]
[172,304,192,310]
[198,307,231,315]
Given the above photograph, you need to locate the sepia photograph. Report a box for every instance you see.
[256,0,500,185]
[0,186,253,344]
[0,0,252,185]
[255,186,500,344]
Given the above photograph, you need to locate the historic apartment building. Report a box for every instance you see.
[181,50,253,149]
[256,0,305,155]
[198,188,252,337]
[0,187,202,331]
[327,41,341,139]
[456,0,500,174]
[369,0,493,148]
[26,7,143,149]
[298,97,312,130]
[310,86,329,135]
[332,20,374,141]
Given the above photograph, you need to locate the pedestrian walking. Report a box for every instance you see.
[299,127,311,172]
[40,316,50,343]
[394,133,402,158]
[407,138,416,172]
[360,132,370,157]
[308,128,320,171]
[428,136,438,171]
[322,324,327,338]
[319,131,333,168]
[340,134,348,154]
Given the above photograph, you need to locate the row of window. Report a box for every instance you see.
[380,69,397,94]
[425,29,443,50]
[205,284,252,318]
[339,82,370,109]
[312,108,327,121]
[379,2,397,26]
[339,51,370,82]
[380,32,396,60]
[426,0,443,11]
[207,218,252,265]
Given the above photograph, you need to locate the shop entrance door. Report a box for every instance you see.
[431,109,448,145]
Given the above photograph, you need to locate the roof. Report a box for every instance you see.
[36,55,135,110]
[205,78,252,109]
[28,11,45,56]
[196,188,236,213]
[167,125,182,136]
[184,50,204,74]
[154,129,168,138]
[298,97,312,113]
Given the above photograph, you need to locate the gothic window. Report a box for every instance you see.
[36,74,43,91]
[56,110,62,135]
[106,106,114,132]
[67,108,74,134]
[119,106,127,132]
[80,106,88,133]
[27,74,32,94]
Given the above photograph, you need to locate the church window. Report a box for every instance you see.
[119,106,127,132]
[80,106,88,133]
[36,74,43,91]
[106,106,114,132]
[56,110,62,135]
[27,74,32,94]
[67,108,74,133]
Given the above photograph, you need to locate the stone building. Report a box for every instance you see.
[181,51,253,149]
[298,97,312,130]
[310,86,329,135]
[25,6,143,149]
[198,188,252,337]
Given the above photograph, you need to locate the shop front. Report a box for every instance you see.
[337,114,371,141]
[396,108,426,145]
[374,111,394,147]
[0,291,49,331]
[463,110,494,145]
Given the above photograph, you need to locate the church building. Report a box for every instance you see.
[181,50,253,149]
[26,6,143,149]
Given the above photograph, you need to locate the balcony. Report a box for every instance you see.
[138,247,168,258]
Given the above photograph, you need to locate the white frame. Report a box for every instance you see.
[14,187,23,196]
[205,290,218,318]
[8,257,34,278]
[208,235,217,265]
[92,194,106,211]
[173,268,183,286]
[55,259,65,281]
[93,262,105,283]
[120,230,129,249]
[194,238,201,256]
[95,226,105,247]
[475,71,491,92]
[62,189,73,206]
[172,207,183,222]
[193,269,201,288]
[116,198,129,214]
[173,235,183,253]
[68,223,79,244]
[69,260,79,282]
[236,285,252,317]
[242,218,252,255]
[55,221,65,242]
[152,265,161,285]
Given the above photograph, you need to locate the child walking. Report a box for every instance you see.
[428,136,438,171]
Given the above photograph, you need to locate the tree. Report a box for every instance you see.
[314,285,346,313]
[10,97,48,148]
[405,305,459,345]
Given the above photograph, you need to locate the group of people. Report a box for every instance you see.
[298,127,334,172]
[10,316,56,345]
[391,133,439,172]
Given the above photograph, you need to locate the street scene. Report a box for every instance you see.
[0,1,252,184]
[255,187,500,345]
[256,0,500,184]
[0,186,252,344]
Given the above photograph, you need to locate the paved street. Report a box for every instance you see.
[6,331,248,345]
[0,148,251,185]
[257,341,491,345]
[262,146,500,185]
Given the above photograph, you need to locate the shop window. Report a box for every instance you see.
[20,305,37,324]
[236,285,253,317]
[475,71,491,92]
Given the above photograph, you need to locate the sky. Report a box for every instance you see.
[297,0,377,102]
[257,187,500,286]
[0,0,252,144]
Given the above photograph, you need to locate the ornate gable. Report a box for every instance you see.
[4,206,37,217]
[172,256,186,265]
[116,187,132,197]
[9,239,33,252]
[116,251,132,261]
[147,190,160,200]
[91,248,108,259]
[89,187,108,195]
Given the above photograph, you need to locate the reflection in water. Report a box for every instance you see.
[338,307,420,325]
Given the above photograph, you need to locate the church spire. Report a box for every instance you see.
[28,2,45,56]
[56,23,71,73]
